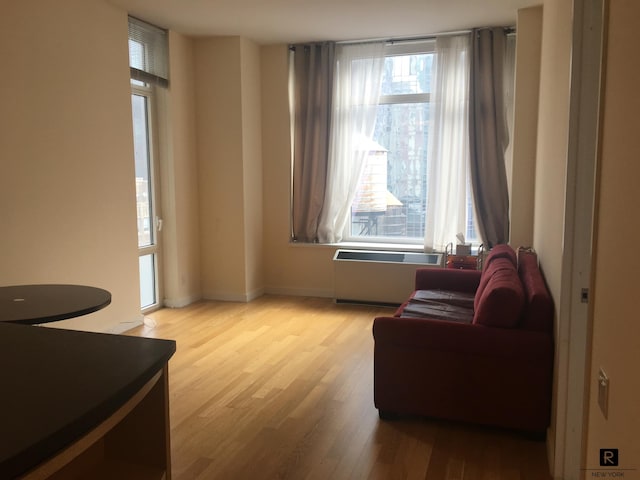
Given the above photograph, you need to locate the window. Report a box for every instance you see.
[348,42,478,245]
[128,16,168,311]
[131,85,160,310]
[128,16,169,87]
[291,33,511,249]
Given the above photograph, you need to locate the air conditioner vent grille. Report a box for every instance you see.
[333,249,443,304]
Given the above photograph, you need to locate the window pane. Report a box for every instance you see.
[131,94,153,248]
[129,39,144,71]
[349,51,478,246]
[465,179,480,244]
[139,254,156,309]
[350,102,429,240]
[381,54,433,95]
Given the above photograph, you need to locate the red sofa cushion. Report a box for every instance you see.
[475,244,518,307]
[518,250,554,332]
[397,289,475,323]
[411,289,475,308]
[473,260,524,328]
[400,302,474,323]
[484,244,518,268]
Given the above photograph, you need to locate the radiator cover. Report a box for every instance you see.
[333,249,443,305]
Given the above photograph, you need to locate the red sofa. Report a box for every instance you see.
[372,245,554,435]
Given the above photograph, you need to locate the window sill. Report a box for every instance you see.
[289,240,433,254]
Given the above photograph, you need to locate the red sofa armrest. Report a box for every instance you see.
[414,267,481,294]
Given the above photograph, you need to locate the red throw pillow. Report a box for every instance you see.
[473,264,525,328]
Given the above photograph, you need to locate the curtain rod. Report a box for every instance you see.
[335,26,515,46]
[289,26,515,49]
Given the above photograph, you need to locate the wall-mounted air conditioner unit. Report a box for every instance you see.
[333,249,444,305]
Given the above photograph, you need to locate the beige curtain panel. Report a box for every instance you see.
[290,42,335,242]
[469,28,511,247]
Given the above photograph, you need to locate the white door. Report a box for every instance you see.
[131,86,162,311]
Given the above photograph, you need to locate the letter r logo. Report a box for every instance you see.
[600,449,619,466]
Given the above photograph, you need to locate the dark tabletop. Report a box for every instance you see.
[0,322,176,478]
[0,284,112,324]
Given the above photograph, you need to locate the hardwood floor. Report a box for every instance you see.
[126,296,552,480]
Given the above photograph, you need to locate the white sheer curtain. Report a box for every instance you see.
[317,42,385,243]
[503,34,516,209]
[424,34,472,251]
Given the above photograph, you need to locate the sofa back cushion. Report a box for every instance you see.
[483,244,517,270]
[475,244,518,306]
[473,258,524,328]
[518,250,554,332]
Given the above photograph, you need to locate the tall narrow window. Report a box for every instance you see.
[128,17,168,311]
[131,87,158,309]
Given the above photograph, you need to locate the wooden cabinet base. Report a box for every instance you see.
[20,368,171,480]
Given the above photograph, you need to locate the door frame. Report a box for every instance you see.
[553,0,607,477]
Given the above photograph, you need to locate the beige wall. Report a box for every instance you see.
[240,38,265,299]
[510,6,542,249]
[585,0,640,470]
[533,0,573,473]
[195,37,246,300]
[0,0,141,332]
[261,45,336,299]
[195,36,265,301]
[160,31,202,307]
[534,0,572,300]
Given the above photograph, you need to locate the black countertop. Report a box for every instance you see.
[0,285,112,325]
[0,322,176,479]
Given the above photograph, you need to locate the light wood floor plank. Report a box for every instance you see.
[126,296,552,480]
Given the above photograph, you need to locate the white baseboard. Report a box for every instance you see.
[246,287,265,302]
[167,287,334,305]
[164,294,202,308]
[202,287,266,303]
[264,286,333,299]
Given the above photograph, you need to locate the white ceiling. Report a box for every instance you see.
[108,0,541,45]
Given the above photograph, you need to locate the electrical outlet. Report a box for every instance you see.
[598,368,609,419]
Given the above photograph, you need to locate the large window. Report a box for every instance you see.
[348,43,477,244]
[292,32,512,249]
